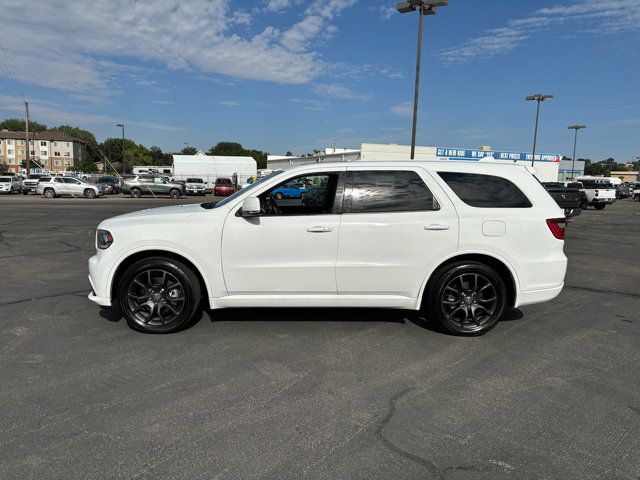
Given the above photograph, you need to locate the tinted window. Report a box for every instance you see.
[345,170,435,213]
[186,178,203,183]
[438,172,532,208]
[217,178,232,185]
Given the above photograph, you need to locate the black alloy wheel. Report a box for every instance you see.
[427,261,506,335]
[117,257,201,333]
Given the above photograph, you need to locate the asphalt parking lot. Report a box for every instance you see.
[1,194,639,479]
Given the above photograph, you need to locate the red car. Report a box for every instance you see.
[213,177,235,196]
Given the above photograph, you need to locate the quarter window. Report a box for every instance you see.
[438,172,532,208]
[344,170,436,213]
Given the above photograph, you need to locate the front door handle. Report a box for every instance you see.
[307,226,333,233]
[424,224,450,231]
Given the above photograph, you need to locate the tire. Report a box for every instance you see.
[169,188,180,199]
[23,190,29,195]
[130,188,142,198]
[43,188,56,199]
[275,192,284,200]
[593,204,606,210]
[117,256,202,334]
[426,261,507,336]
[84,188,96,199]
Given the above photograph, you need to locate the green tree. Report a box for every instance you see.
[207,141,268,169]
[180,146,197,155]
[285,151,294,156]
[100,137,153,173]
[0,118,48,132]
[149,146,174,166]
[0,162,8,174]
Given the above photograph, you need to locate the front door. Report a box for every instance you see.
[336,167,459,298]
[221,169,345,295]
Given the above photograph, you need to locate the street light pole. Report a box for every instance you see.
[396,0,447,160]
[525,94,553,167]
[116,123,125,174]
[567,125,586,179]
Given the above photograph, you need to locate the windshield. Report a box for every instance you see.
[27,174,41,179]
[216,178,232,185]
[186,178,203,183]
[0,178,11,182]
[212,171,283,209]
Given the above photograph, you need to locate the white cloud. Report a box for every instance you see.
[265,0,303,13]
[151,100,174,105]
[216,100,240,107]
[370,5,396,21]
[439,0,640,65]
[313,83,370,101]
[390,102,413,118]
[289,98,327,111]
[0,0,359,95]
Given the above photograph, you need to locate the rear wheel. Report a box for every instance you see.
[43,188,56,198]
[426,261,506,336]
[169,188,180,199]
[84,188,96,199]
[117,257,201,333]
[593,203,606,210]
[130,188,142,198]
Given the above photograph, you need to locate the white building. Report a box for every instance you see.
[268,143,562,182]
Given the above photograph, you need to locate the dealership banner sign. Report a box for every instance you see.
[437,148,561,163]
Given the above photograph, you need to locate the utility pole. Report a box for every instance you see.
[567,125,586,179]
[396,1,447,160]
[116,123,125,174]
[525,94,553,167]
[24,101,30,176]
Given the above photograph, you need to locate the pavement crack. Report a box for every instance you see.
[564,285,640,299]
[377,386,444,478]
[0,290,88,307]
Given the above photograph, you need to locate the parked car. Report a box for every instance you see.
[633,183,640,202]
[213,178,235,197]
[541,182,581,217]
[185,178,206,196]
[120,175,185,198]
[97,176,120,194]
[578,180,617,209]
[37,176,105,198]
[22,173,48,194]
[89,161,567,336]
[270,181,307,199]
[0,175,22,194]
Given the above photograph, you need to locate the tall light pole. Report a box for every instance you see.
[525,93,553,167]
[116,123,125,173]
[567,124,586,179]
[396,0,448,160]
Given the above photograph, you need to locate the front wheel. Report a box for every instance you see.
[43,188,56,199]
[169,188,180,199]
[117,257,201,333]
[426,261,507,336]
[130,188,142,198]
[84,188,97,199]
[593,203,606,210]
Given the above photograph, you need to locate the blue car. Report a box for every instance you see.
[271,182,307,199]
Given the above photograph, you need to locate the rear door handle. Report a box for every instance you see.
[424,224,450,231]
[307,226,333,233]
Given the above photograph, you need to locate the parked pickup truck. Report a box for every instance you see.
[568,180,617,210]
[633,183,640,202]
[542,182,582,217]
[22,173,48,194]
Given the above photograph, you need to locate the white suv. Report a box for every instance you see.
[88,161,567,335]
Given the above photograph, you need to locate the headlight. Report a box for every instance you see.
[96,229,113,250]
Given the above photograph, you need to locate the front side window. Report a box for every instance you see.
[438,172,532,208]
[344,170,436,213]
[259,172,339,216]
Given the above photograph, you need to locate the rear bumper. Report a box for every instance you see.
[515,283,564,307]
[591,198,615,204]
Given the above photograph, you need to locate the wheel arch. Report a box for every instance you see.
[419,253,518,309]
[110,249,211,305]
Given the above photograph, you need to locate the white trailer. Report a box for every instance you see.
[172,151,257,192]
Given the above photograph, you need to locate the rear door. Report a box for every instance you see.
[336,167,458,298]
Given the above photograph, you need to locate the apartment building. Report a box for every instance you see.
[0,130,86,173]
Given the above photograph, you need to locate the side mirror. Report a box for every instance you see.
[241,197,261,217]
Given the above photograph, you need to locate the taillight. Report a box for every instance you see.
[546,218,566,240]
[595,189,599,197]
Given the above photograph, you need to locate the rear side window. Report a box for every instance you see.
[345,170,436,213]
[438,172,532,208]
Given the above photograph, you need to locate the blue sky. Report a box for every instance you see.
[0,0,638,162]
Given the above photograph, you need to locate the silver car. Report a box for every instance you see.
[0,175,22,194]
[37,176,105,198]
[121,174,185,199]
